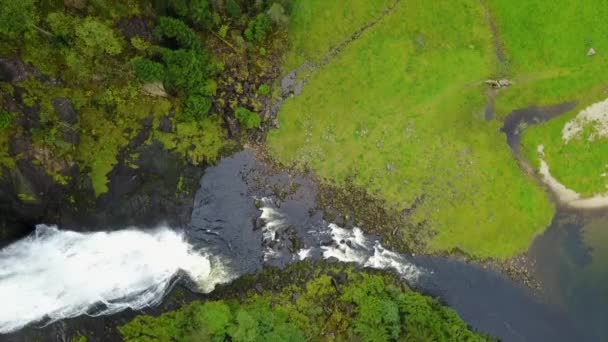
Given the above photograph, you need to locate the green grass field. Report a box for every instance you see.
[282,0,393,71]
[489,0,608,196]
[269,0,554,259]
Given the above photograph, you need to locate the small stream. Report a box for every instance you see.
[0,145,606,341]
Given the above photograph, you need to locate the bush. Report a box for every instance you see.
[0,0,37,40]
[235,107,261,129]
[0,111,13,130]
[75,17,123,56]
[131,57,165,83]
[244,14,272,44]
[46,12,76,39]
[257,84,270,96]
[154,17,200,50]
[183,94,212,121]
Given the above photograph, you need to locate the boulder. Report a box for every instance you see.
[0,58,28,83]
[587,47,596,56]
[52,98,78,125]
[485,79,512,89]
[158,115,173,133]
[142,82,168,97]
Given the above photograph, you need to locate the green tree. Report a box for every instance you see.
[75,17,123,56]
[190,0,213,28]
[225,0,242,19]
[267,3,288,26]
[169,0,189,17]
[154,17,200,50]
[0,0,38,40]
[244,14,272,44]
[228,310,259,341]
[131,57,165,83]
[161,48,211,94]
[183,94,212,121]
[199,301,232,337]
[235,107,261,129]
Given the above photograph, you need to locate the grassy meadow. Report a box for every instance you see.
[269,0,555,259]
[487,0,608,196]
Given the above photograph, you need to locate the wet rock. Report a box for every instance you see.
[254,217,266,230]
[116,17,153,41]
[325,256,340,263]
[0,58,59,85]
[334,272,348,285]
[61,127,80,145]
[281,71,296,95]
[158,115,173,133]
[52,98,78,125]
[226,117,240,137]
[587,47,596,56]
[0,58,29,83]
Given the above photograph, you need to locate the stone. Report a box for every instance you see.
[293,80,304,95]
[52,98,78,125]
[158,115,172,133]
[0,58,28,83]
[485,79,512,88]
[116,17,153,41]
[142,82,168,97]
[587,47,596,56]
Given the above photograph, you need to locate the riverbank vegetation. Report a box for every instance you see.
[268,0,553,259]
[0,0,288,197]
[120,263,491,341]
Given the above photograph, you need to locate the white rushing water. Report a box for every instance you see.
[0,224,231,334]
[257,198,423,282]
[320,224,423,281]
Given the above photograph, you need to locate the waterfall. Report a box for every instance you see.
[0,224,231,333]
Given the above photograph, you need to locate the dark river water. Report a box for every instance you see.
[190,150,604,341]
[168,150,607,341]
[2,149,606,341]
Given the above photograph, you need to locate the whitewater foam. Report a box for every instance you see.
[0,225,230,333]
[322,224,422,281]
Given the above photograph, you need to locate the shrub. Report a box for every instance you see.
[0,111,13,130]
[130,36,150,51]
[183,94,212,121]
[46,12,76,39]
[131,57,165,83]
[154,17,200,50]
[0,0,38,40]
[244,14,272,44]
[235,107,261,129]
[75,17,123,56]
[257,84,270,96]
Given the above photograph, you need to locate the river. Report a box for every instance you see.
[0,149,606,341]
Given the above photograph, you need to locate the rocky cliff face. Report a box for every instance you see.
[0,58,205,242]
